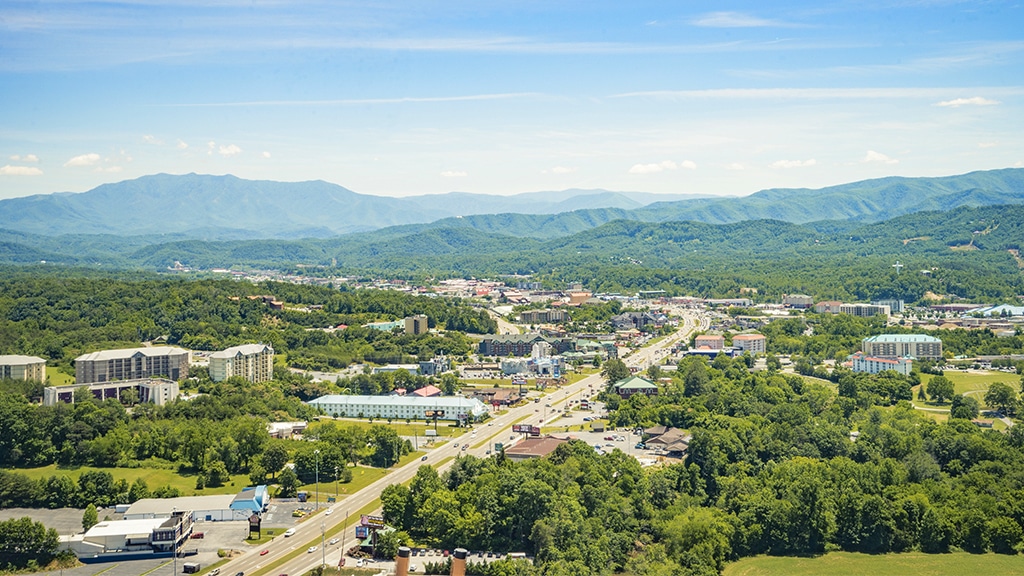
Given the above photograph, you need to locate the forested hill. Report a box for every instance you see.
[0,169,1022,240]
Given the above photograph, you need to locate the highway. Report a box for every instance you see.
[220,310,705,576]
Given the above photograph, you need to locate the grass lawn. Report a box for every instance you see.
[322,417,467,439]
[296,451,425,503]
[243,526,289,546]
[920,370,1017,396]
[11,462,249,496]
[724,551,1024,576]
[46,366,76,385]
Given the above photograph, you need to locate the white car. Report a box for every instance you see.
[410,564,417,572]
[356,559,364,567]
[283,528,295,537]
[325,508,332,515]
[329,538,340,545]
[307,546,318,553]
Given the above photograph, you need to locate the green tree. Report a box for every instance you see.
[128,478,150,502]
[277,467,299,498]
[950,395,980,419]
[82,503,98,531]
[260,443,289,479]
[926,376,955,404]
[984,382,1017,415]
[601,359,630,387]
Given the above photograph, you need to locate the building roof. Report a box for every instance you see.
[125,494,236,516]
[75,346,189,362]
[851,352,910,364]
[862,334,942,344]
[0,354,46,365]
[504,436,567,459]
[613,376,658,390]
[210,344,272,359]
[85,518,166,538]
[482,332,550,343]
[308,394,489,411]
[411,385,442,397]
[732,334,765,341]
[694,334,725,341]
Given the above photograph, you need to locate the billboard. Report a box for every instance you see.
[361,514,386,528]
[512,424,541,435]
[355,526,369,539]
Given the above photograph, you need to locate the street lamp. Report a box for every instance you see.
[334,465,339,498]
[321,521,326,568]
[314,449,320,511]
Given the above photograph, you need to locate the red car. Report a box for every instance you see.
[260,550,269,556]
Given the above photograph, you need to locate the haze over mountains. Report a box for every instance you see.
[2,169,1022,240]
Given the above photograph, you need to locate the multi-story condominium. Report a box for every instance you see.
[783,294,814,309]
[209,344,274,383]
[872,299,905,314]
[405,315,429,336]
[732,334,767,354]
[840,303,891,318]
[75,346,190,384]
[44,378,179,406]
[694,334,725,350]
[815,301,843,314]
[850,352,912,376]
[0,355,47,382]
[519,309,568,324]
[862,334,943,360]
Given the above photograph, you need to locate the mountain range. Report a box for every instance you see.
[2,168,1022,240]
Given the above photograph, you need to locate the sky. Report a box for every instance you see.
[1,1,1022,200]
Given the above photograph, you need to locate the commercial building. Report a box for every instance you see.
[478,333,575,357]
[504,436,568,462]
[124,491,266,522]
[75,346,189,385]
[862,334,943,360]
[405,315,429,335]
[783,294,814,309]
[815,301,843,314]
[308,394,490,423]
[613,376,659,398]
[62,510,193,558]
[850,352,913,376]
[519,309,568,324]
[693,334,725,350]
[0,355,46,382]
[872,299,905,314]
[43,378,179,406]
[731,334,766,354]
[209,344,274,383]
[840,303,891,318]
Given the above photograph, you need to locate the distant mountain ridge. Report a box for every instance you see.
[0,168,1021,240]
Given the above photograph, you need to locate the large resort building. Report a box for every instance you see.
[75,346,190,384]
[308,394,490,424]
[0,355,47,382]
[209,343,274,383]
[861,334,943,360]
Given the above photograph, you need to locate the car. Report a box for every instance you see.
[283,528,295,537]
[485,449,491,455]
[605,443,614,447]
[410,565,417,572]
[583,417,592,421]
[510,435,515,440]
[421,455,428,461]
[191,532,204,539]
[356,559,364,567]
[635,443,646,449]
[462,445,468,451]
[307,546,318,553]
[235,572,244,576]
[325,508,332,515]
[209,570,220,576]
[453,442,459,447]
[486,552,494,558]
[260,549,269,556]
[329,538,339,545]
[487,422,493,426]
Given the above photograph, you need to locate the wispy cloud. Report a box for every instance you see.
[440,170,467,178]
[935,96,1000,107]
[142,134,163,144]
[862,150,899,165]
[63,153,101,167]
[160,92,547,108]
[0,165,43,176]
[219,144,242,157]
[9,153,39,162]
[629,160,682,174]
[176,139,189,150]
[771,159,817,168]
[612,87,1024,101]
[691,11,797,28]
[544,166,577,174]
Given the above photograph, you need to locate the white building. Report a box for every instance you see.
[308,394,490,423]
[840,303,891,318]
[0,355,46,382]
[862,334,943,360]
[44,377,179,406]
[850,352,912,376]
[125,494,245,522]
[731,334,766,354]
[61,511,192,558]
[75,346,190,384]
[209,344,274,383]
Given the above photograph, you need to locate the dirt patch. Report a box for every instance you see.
[902,236,931,245]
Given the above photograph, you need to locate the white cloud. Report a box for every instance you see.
[206,141,216,155]
[0,165,43,176]
[262,151,271,159]
[176,139,189,150]
[862,150,899,165]
[935,96,1000,108]
[691,11,791,28]
[544,166,576,174]
[771,158,817,168]
[94,166,123,173]
[142,134,162,145]
[726,162,745,171]
[440,170,468,178]
[9,154,39,162]
[680,160,697,170]
[218,144,242,157]
[63,153,101,167]
[978,142,998,148]
[629,160,678,174]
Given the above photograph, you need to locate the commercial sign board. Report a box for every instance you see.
[355,526,369,539]
[512,424,541,435]
[361,514,386,528]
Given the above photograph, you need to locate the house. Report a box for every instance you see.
[209,343,274,383]
[643,427,691,454]
[478,333,575,357]
[44,378,179,406]
[308,394,489,422]
[404,315,429,335]
[411,384,442,397]
[613,376,659,398]
[610,312,662,331]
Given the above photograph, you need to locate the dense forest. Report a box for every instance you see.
[0,274,495,375]
[379,356,1024,575]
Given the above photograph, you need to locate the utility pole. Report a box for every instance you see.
[334,465,339,498]
[314,449,320,511]
[321,521,326,569]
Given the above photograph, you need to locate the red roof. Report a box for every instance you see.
[411,385,442,397]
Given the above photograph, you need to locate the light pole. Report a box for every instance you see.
[334,465,339,499]
[314,449,320,511]
[321,521,326,568]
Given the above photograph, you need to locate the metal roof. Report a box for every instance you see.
[75,346,189,362]
[0,355,46,365]
[862,334,941,343]
[209,344,272,359]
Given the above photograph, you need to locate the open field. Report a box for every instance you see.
[11,462,249,496]
[724,551,1024,576]
[46,366,75,385]
[296,450,425,503]
[318,417,467,439]
[920,370,1017,396]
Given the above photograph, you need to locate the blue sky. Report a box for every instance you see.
[1,0,1022,200]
